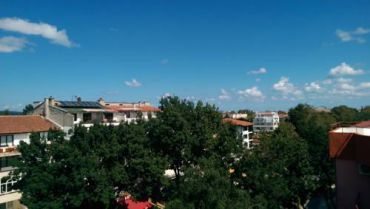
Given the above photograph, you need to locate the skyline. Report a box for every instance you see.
[1,0,370,111]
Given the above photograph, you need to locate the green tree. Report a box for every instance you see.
[23,104,34,115]
[15,124,167,209]
[0,109,11,115]
[234,123,315,209]
[166,159,252,209]
[288,104,336,207]
[358,106,370,121]
[148,97,242,187]
[331,105,358,122]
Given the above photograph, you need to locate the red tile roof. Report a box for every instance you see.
[0,116,56,135]
[118,197,152,209]
[223,118,253,127]
[355,120,370,128]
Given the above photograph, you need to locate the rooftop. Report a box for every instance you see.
[223,118,253,127]
[57,101,102,109]
[0,115,56,135]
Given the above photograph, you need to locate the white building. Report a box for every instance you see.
[223,118,253,149]
[98,98,160,124]
[0,115,56,209]
[253,112,279,133]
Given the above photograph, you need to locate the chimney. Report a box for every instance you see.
[98,97,105,106]
[44,98,50,119]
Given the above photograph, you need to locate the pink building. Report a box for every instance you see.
[329,121,370,209]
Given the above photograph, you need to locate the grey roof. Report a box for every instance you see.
[58,101,102,108]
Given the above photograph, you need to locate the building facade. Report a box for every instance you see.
[329,121,370,209]
[253,112,279,133]
[0,116,56,209]
[222,118,253,149]
[32,97,160,132]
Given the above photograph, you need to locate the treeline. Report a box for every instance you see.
[13,98,370,209]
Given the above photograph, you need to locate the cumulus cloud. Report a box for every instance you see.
[249,67,267,75]
[329,78,370,96]
[358,82,370,89]
[218,89,231,101]
[237,86,265,101]
[329,63,364,76]
[0,36,28,53]
[125,79,142,88]
[273,77,302,98]
[0,17,75,47]
[304,82,322,93]
[336,27,370,43]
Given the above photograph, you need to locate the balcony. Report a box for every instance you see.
[0,147,20,158]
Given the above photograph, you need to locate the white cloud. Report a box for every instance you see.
[322,79,333,85]
[358,82,370,89]
[125,79,142,88]
[0,36,28,53]
[329,63,364,76]
[0,17,74,47]
[329,78,370,96]
[237,86,265,101]
[249,67,267,75]
[304,82,322,93]
[336,27,370,43]
[218,89,231,101]
[273,77,302,98]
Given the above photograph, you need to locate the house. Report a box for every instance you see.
[32,97,160,132]
[0,115,56,209]
[222,118,253,149]
[253,112,279,133]
[98,98,160,123]
[329,121,370,209]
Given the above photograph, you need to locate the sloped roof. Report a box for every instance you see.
[58,101,102,108]
[0,115,56,134]
[355,120,370,128]
[223,118,253,127]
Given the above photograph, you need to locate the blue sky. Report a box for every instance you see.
[0,0,369,111]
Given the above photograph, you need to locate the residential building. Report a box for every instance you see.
[32,97,160,131]
[223,118,253,149]
[253,112,279,133]
[329,121,370,209]
[0,116,56,209]
[98,98,160,123]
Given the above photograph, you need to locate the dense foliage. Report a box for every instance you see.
[13,98,370,209]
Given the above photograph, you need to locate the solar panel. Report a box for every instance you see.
[58,101,102,108]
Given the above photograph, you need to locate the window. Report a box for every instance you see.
[0,135,13,147]
[104,113,113,122]
[83,113,92,122]
[73,113,77,121]
[0,156,19,171]
[359,164,370,176]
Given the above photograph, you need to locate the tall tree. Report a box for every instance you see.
[331,105,358,122]
[234,123,315,209]
[166,158,252,209]
[289,104,336,207]
[148,97,242,186]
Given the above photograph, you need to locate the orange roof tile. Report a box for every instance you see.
[355,120,370,128]
[105,105,160,112]
[0,116,56,135]
[223,118,253,127]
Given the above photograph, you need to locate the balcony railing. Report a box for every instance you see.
[0,147,20,157]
